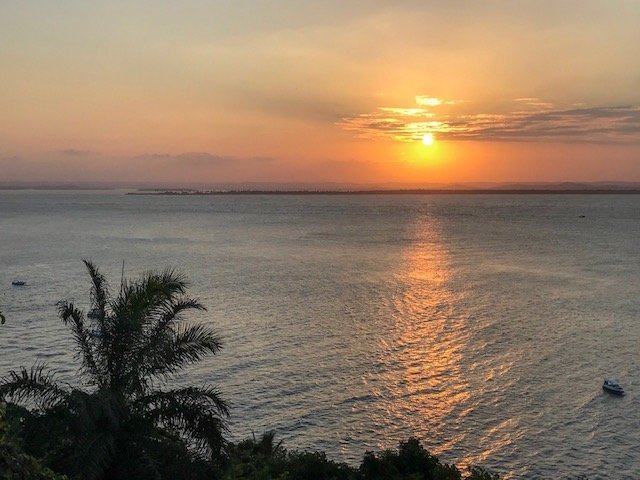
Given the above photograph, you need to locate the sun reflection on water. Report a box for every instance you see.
[359,212,523,475]
[372,213,473,458]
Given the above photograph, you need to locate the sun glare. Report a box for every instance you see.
[422,133,435,146]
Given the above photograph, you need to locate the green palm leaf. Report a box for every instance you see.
[144,323,222,380]
[137,386,229,455]
[57,300,102,384]
[0,364,70,410]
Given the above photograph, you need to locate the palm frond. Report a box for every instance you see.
[82,259,114,363]
[107,271,202,393]
[133,298,206,379]
[150,297,206,338]
[0,364,70,410]
[114,269,189,325]
[109,272,180,346]
[105,280,157,392]
[136,386,229,455]
[145,324,222,380]
[83,259,110,313]
[152,267,189,298]
[57,300,101,383]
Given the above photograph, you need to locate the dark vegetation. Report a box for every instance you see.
[0,262,500,479]
[220,432,498,480]
[0,403,67,479]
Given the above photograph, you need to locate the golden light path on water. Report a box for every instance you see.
[370,212,518,474]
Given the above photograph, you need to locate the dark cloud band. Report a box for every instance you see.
[339,100,640,144]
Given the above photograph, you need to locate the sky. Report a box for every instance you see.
[1,1,639,185]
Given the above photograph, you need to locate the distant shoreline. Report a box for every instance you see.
[4,185,640,195]
[128,189,640,195]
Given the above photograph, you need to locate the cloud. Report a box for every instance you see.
[415,96,447,107]
[339,98,640,144]
[56,149,96,157]
[136,152,275,168]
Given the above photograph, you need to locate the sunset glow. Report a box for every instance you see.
[1,2,639,185]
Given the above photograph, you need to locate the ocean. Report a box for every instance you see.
[1,191,639,478]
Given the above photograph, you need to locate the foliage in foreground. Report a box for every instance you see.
[0,260,500,480]
[3,401,500,480]
[220,433,499,480]
[0,261,227,480]
[0,402,67,480]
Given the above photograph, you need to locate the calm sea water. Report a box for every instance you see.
[1,191,640,478]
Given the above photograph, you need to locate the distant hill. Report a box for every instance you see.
[4,180,640,192]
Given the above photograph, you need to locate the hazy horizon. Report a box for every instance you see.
[5,179,640,192]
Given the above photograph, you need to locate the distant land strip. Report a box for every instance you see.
[128,189,640,195]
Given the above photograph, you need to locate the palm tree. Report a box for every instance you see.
[0,260,228,480]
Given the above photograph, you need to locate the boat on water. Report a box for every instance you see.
[11,280,26,286]
[603,378,625,396]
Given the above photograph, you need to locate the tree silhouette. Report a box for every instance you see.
[0,260,228,479]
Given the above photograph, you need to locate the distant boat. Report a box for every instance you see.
[87,308,101,319]
[603,378,625,396]
[11,280,26,286]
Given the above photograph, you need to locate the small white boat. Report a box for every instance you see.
[603,378,624,396]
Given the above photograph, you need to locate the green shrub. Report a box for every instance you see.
[0,402,67,480]
[221,435,498,480]
[359,437,460,480]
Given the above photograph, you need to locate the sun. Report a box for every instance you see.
[422,133,435,146]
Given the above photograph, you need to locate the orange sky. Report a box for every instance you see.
[1,1,639,184]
